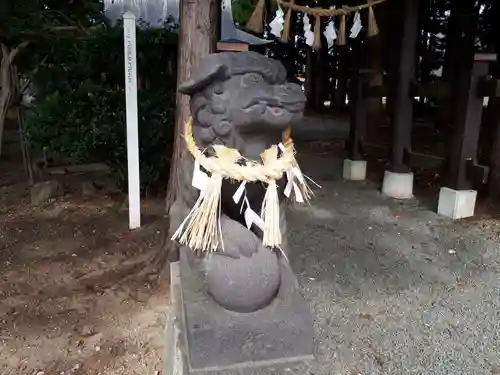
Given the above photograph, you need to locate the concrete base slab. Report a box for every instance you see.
[437,187,477,219]
[342,159,367,181]
[164,259,314,375]
[381,170,414,199]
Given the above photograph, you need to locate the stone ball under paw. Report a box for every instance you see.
[205,247,281,313]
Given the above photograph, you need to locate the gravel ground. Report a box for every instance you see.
[288,152,500,375]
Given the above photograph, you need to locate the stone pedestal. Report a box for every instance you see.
[381,170,414,199]
[437,187,477,219]
[164,259,314,375]
[342,159,367,181]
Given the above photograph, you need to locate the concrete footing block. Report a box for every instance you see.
[164,259,314,375]
[437,187,477,219]
[381,170,414,199]
[342,159,367,181]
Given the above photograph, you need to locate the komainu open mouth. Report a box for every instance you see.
[242,99,304,114]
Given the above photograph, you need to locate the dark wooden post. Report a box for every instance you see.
[447,54,494,190]
[390,0,420,173]
[314,47,323,111]
[346,41,367,161]
[329,49,338,113]
[305,48,317,111]
[335,45,348,112]
[347,68,368,161]
[316,34,329,112]
[488,94,500,200]
[438,0,477,133]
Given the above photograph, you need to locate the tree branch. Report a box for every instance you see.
[7,41,30,65]
[20,55,48,94]
[0,43,8,61]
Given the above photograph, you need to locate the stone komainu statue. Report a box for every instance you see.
[169,51,306,313]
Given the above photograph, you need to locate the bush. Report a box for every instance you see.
[25,22,178,194]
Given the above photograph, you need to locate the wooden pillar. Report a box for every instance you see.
[390,0,420,173]
[447,54,493,190]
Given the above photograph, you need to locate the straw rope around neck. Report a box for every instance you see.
[171,117,315,253]
[184,117,296,183]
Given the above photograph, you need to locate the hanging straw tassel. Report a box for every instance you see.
[260,146,281,248]
[247,0,266,34]
[336,7,347,46]
[312,15,322,50]
[172,145,242,253]
[280,0,294,42]
[367,1,379,36]
[172,172,223,253]
[262,180,281,247]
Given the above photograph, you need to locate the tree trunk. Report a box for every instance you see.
[11,65,34,184]
[0,42,28,158]
[0,50,14,158]
[163,0,218,262]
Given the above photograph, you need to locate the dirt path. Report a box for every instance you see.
[0,170,169,375]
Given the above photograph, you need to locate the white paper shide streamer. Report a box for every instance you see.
[278,143,307,204]
[232,180,263,231]
[323,8,337,48]
[303,13,314,47]
[349,11,363,38]
[269,6,285,38]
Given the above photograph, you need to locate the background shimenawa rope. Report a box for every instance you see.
[247,0,386,48]
[275,0,386,16]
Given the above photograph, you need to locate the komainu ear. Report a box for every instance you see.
[178,62,228,96]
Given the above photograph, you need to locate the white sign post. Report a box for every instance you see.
[123,11,141,230]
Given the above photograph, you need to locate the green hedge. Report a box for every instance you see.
[25,22,178,194]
